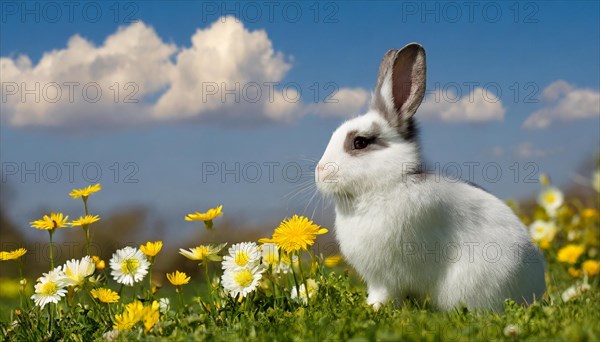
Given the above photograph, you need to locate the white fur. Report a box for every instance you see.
[316,110,546,312]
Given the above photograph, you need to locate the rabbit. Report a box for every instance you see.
[315,43,546,311]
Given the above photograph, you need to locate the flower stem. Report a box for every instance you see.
[82,226,90,256]
[290,256,301,301]
[48,230,55,269]
[148,258,154,300]
[82,197,91,255]
[177,287,184,310]
[204,262,211,294]
[297,252,310,303]
[17,258,24,308]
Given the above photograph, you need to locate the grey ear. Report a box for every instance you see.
[371,43,426,134]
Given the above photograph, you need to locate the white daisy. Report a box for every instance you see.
[31,266,68,308]
[291,278,319,304]
[529,220,558,242]
[222,242,260,270]
[62,256,95,287]
[261,243,291,273]
[537,186,564,216]
[503,324,519,338]
[158,298,170,314]
[561,277,591,302]
[221,266,264,298]
[109,246,150,286]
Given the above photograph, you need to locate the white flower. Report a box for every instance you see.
[62,256,95,287]
[537,186,564,216]
[561,277,591,302]
[222,242,260,270]
[158,298,170,314]
[30,266,68,308]
[567,230,582,242]
[529,220,558,242]
[261,243,292,273]
[503,324,519,338]
[562,286,578,302]
[291,278,319,304]
[221,266,264,298]
[102,329,120,341]
[109,246,150,286]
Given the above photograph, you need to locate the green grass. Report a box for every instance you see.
[1,268,599,341]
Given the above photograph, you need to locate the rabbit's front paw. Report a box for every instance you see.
[366,286,389,311]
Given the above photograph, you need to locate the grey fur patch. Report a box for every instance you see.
[343,122,389,156]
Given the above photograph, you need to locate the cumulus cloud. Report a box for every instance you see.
[418,87,505,122]
[522,80,600,130]
[0,17,368,130]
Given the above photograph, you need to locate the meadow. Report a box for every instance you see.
[0,170,599,341]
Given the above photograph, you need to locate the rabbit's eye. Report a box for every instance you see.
[353,136,370,150]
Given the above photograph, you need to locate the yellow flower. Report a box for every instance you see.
[69,183,101,199]
[90,288,120,303]
[166,270,190,286]
[143,301,160,332]
[179,243,226,262]
[557,244,585,264]
[113,300,159,332]
[140,241,163,257]
[0,248,27,261]
[568,267,583,277]
[70,215,101,227]
[30,213,69,230]
[581,208,599,219]
[91,256,106,270]
[260,215,328,254]
[582,260,600,277]
[324,255,343,268]
[185,205,223,228]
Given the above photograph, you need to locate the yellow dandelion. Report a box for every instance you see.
[179,243,226,262]
[69,183,101,199]
[581,208,599,219]
[261,215,328,254]
[91,256,105,270]
[0,248,27,261]
[185,205,223,229]
[140,241,163,257]
[166,270,190,286]
[90,288,120,303]
[557,244,585,264]
[143,301,160,332]
[70,215,101,227]
[30,213,69,230]
[582,260,600,277]
[324,255,343,268]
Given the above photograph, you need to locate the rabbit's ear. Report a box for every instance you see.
[371,43,426,133]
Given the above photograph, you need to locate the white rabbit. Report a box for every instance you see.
[315,43,546,311]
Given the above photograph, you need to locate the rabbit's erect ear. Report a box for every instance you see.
[371,43,426,134]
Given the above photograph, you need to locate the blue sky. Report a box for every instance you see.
[1,1,599,238]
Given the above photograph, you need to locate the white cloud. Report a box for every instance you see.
[303,87,370,117]
[418,87,505,122]
[0,17,368,130]
[523,80,600,130]
[514,142,563,159]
